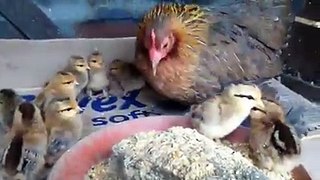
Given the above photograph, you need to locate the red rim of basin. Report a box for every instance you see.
[48,115,192,180]
[48,115,249,180]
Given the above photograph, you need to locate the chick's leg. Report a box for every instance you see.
[46,128,72,166]
[86,88,93,97]
[102,88,109,98]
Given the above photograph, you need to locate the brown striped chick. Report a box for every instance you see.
[249,99,301,173]
[0,102,47,180]
[0,89,22,133]
[87,51,109,97]
[109,59,145,96]
[64,55,90,98]
[189,83,265,140]
[44,97,83,167]
[35,71,79,111]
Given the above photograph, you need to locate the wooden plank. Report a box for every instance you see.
[0,18,25,39]
[0,0,63,39]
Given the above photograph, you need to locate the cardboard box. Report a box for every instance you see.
[0,38,319,179]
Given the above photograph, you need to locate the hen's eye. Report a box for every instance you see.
[163,43,168,48]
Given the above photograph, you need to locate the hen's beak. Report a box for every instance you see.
[149,49,162,76]
[152,60,160,76]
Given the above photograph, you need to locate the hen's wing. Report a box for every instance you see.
[193,1,293,102]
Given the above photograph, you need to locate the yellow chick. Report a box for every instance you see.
[108,59,145,96]
[189,83,265,140]
[87,51,109,97]
[0,102,47,180]
[0,89,22,132]
[64,55,90,98]
[249,99,301,173]
[43,97,83,167]
[35,71,78,111]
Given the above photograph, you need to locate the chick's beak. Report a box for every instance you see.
[254,100,266,113]
[75,81,79,85]
[149,48,162,76]
[77,106,83,113]
[86,66,90,70]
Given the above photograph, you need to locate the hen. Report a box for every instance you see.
[134,1,293,104]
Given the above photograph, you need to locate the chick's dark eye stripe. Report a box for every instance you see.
[62,81,73,84]
[234,94,254,100]
[58,72,69,76]
[59,108,73,112]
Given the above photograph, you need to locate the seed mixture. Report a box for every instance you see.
[87,127,292,180]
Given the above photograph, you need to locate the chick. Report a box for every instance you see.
[249,99,301,173]
[0,102,47,180]
[109,59,145,96]
[189,83,265,140]
[35,71,78,111]
[87,51,109,97]
[0,89,22,132]
[64,55,90,98]
[44,97,83,167]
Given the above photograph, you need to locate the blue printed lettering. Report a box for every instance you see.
[109,115,130,123]
[21,95,36,102]
[91,117,108,126]
[91,96,117,112]
[120,90,146,110]
[78,96,91,109]
[127,110,145,119]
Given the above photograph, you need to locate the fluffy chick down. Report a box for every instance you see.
[108,59,145,96]
[0,102,47,180]
[189,83,264,140]
[249,99,301,173]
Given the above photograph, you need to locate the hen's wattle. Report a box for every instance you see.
[134,1,293,104]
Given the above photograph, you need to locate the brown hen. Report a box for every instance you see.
[134,2,293,104]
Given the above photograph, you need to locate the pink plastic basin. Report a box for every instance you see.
[48,115,249,180]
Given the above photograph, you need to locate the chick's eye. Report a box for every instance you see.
[78,65,84,67]
[91,60,97,63]
[246,95,254,100]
